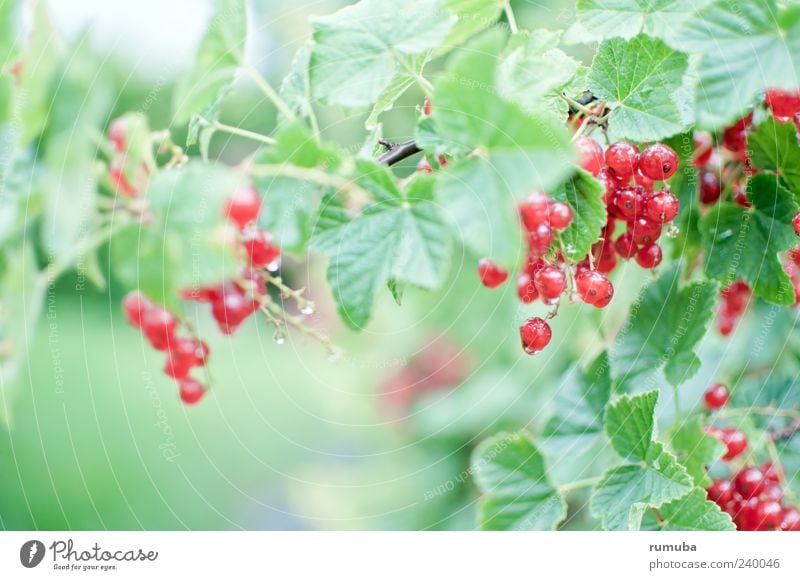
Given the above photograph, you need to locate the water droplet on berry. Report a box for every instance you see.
[666,223,680,238]
[273,329,286,344]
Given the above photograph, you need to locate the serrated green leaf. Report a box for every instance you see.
[365,53,426,130]
[677,0,800,128]
[550,169,606,262]
[748,116,800,196]
[472,431,567,530]
[253,121,338,254]
[279,42,314,126]
[111,162,243,309]
[543,351,613,440]
[588,35,689,141]
[570,0,713,42]
[309,0,454,108]
[671,416,725,487]
[658,489,735,531]
[605,390,659,461]
[172,0,246,124]
[439,0,502,54]
[700,173,798,305]
[312,164,451,329]
[611,263,718,391]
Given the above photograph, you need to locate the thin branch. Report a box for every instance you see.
[208,119,276,146]
[377,140,422,165]
[502,0,519,34]
[242,65,296,122]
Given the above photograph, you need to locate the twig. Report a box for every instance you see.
[377,140,422,166]
[204,119,276,146]
[243,65,297,122]
[502,0,519,34]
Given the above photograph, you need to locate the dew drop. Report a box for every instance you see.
[266,259,281,272]
[300,303,315,315]
[327,347,342,362]
[666,223,680,238]
[273,329,286,345]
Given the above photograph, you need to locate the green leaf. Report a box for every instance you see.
[543,351,613,441]
[658,489,735,531]
[677,0,800,128]
[111,162,243,309]
[663,133,703,266]
[312,163,451,329]
[253,121,338,253]
[309,0,455,108]
[497,30,585,122]
[671,416,725,487]
[279,43,315,126]
[569,0,713,42]
[591,390,695,530]
[365,54,425,130]
[588,35,689,141]
[611,263,718,391]
[748,116,800,196]
[700,173,798,305]
[550,169,606,262]
[172,0,246,124]
[0,0,21,65]
[439,0,502,54]
[472,431,567,530]
[0,150,39,246]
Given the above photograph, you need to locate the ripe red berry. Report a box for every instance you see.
[225,184,261,229]
[735,466,765,498]
[693,132,713,168]
[629,217,662,246]
[122,291,153,328]
[516,272,539,303]
[141,307,177,351]
[519,192,551,231]
[576,270,614,308]
[527,222,553,255]
[765,88,800,119]
[477,258,508,289]
[614,231,638,259]
[211,283,258,334]
[242,228,281,268]
[781,507,800,531]
[108,163,138,197]
[638,143,678,181]
[636,243,662,269]
[644,190,680,223]
[576,136,604,176]
[761,462,781,484]
[720,428,747,461]
[699,172,722,204]
[707,479,734,506]
[596,167,621,202]
[793,213,800,236]
[548,201,573,230]
[704,383,729,409]
[179,378,206,405]
[533,265,566,303]
[520,317,552,355]
[722,114,752,153]
[604,141,639,179]
[634,170,654,192]
[756,500,783,530]
[592,241,618,274]
[423,96,433,116]
[108,118,127,152]
[416,156,433,174]
[614,187,646,219]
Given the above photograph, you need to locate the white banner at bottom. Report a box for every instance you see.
[0,531,797,579]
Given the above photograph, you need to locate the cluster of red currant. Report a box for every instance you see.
[701,382,799,531]
[716,281,751,336]
[106,118,149,198]
[122,291,209,404]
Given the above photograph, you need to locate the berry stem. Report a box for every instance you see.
[242,64,298,123]
[260,299,335,352]
[560,93,595,117]
[502,0,519,34]
[199,117,277,146]
[265,274,315,313]
[559,476,602,494]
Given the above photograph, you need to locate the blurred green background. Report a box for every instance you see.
[2,0,796,531]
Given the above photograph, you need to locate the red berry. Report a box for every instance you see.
[704,383,729,409]
[527,222,553,255]
[576,270,614,308]
[141,307,177,351]
[721,428,748,461]
[416,156,433,174]
[534,265,566,303]
[732,497,760,530]
[576,136,604,176]
[793,213,800,236]
[699,172,722,204]
[423,96,432,116]
[614,231,638,259]
[592,241,618,274]
[629,217,662,246]
[108,163,138,197]
[735,467,766,498]
[638,143,678,181]
[242,228,281,268]
[604,141,639,179]
[122,291,153,328]
[548,201,573,230]
[634,170,655,192]
[636,243,662,269]
[693,132,713,168]
[722,114,751,153]
[614,186,646,219]
[516,272,539,304]
[519,192,551,231]
[108,118,127,152]
[477,259,508,289]
[225,184,261,229]
[707,479,734,506]
[179,378,206,405]
[596,167,621,202]
[520,317,552,355]
[761,462,781,484]
[765,88,800,119]
[211,283,258,334]
[756,500,783,530]
[781,507,800,531]
[644,190,680,223]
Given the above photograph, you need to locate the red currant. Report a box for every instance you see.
[516,272,539,303]
[423,96,433,116]
[704,383,729,409]
[416,156,433,174]
[527,222,553,256]
[644,190,680,223]
[225,184,261,230]
[793,213,800,236]
[781,507,800,531]
[693,132,713,168]
[548,202,573,230]
[576,270,614,308]
[592,241,618,274]
[534,266,566,303]
[519,192,551,231]
[122,291,153,328]
[721,428,747,461]
[477,258,508,289]
[179,378,206,405]
[765,88,800,119]
[614,187,646,219]
[141,307,177,350]
[520,317,552,355]
[604,141,639,179]
[638,143,678,181]
[707,479,734,506]
[576,136,604,176]
[735,466,766,498]
[108,118,127,152]
[242,228,281,268]
[596,167,621,203]
[211,283,258,334]
[756,500,783,529]
[635,243,662,269]
[629,217,662,246]
[614,231,638,260]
